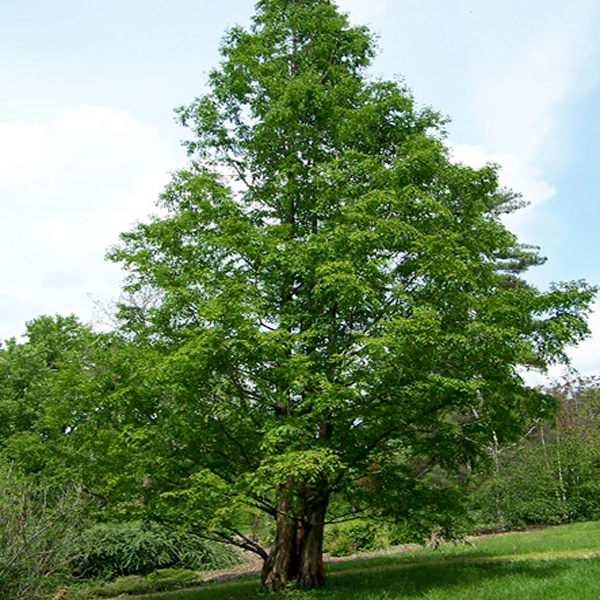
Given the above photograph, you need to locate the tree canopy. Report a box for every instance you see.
[95,0,598,591]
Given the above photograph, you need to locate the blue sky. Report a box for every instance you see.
[1,0,599,376]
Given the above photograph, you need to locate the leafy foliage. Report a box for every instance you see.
[324,520,390,557]
[0,316,100,477]
[66,569,204,599]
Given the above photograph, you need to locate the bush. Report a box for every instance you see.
[324,520,390,557]
[68,569,203,599]
[70,521,242,580]
[0,468,87,600]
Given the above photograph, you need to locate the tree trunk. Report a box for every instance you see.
[261,486,299,591]
[261,488,329,591]
[296,496,328,588]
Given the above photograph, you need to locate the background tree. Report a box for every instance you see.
[0,315,149,506]
[0,315,97,476]
[107,0,596,590]
[473,377,600,528]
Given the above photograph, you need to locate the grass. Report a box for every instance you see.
[329,521,600,571]
[63,569,205,599]
[81,522,600,600]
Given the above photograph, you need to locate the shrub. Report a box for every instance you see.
[70,521,242,580]
[0,468,87,600]
[324,520,390,557]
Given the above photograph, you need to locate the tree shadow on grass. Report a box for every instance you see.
[148,557,600,599]
[314,558,590,599]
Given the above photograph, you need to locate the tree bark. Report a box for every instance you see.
[261,490,300,591]
[296,496,328,588]
[261,486,329,591]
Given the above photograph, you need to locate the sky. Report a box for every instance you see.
[1,0,599,377]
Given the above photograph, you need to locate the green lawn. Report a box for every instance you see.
[108,522,600,600]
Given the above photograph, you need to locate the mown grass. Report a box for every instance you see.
[330,521,600,572]
[101,522,600,600]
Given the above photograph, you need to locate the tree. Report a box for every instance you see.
[0,315,144,504]
[0,315,97,473]
[107,0,596,590]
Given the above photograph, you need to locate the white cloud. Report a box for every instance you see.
[449,143,556,207]
[448,2,600,376]
[0,107,180,339]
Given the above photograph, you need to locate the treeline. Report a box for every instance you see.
[473,378,600,529]
[1,314,599,597]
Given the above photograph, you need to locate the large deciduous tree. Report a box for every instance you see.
[108,0,595,590]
